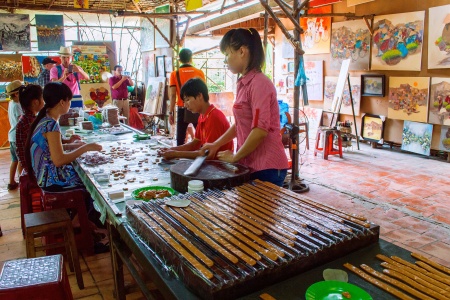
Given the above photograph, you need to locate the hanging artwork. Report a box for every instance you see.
[74,0,89,9]
[140,18,155,52]
[347,0,375,6]
[439,126,450,152]
[0,84,7,100]
[371,11,425,71]
[0,54,23,81]
[144,77,166,115]
[401,121,432,156]
[388,77,430,122]
[0,14,31,51]
[155,5,170,48]
[361,114,385,143]
[22,55,60,84]
[303,106,323,139]
[301,61,323,101]
[80,83,112,108]
[428,5,450,69]
[300,6,331,55]
[361,74,385,97]
[330,19,370,70]
[323,76,361,116]
[428,77,450,125]
[71,44,112,83]
[35,15,65,51]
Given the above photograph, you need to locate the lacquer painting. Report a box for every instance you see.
[401,121,432,156]
[302,60,323,101]
[22,55,60,84]
[428,77,450,125]
[428,5,450,69]
[0,14,31,51]
[371,11,425,71]
[300,6,331,55]
[0,54,23,81]
[323,76,361,116]
[35,15,65,51]
[303,106,323,139]
[388,77,429,122]
[361,114,385,143]
[439,126,450,152]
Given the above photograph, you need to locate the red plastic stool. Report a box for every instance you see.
[314,128,343,160]
[0,254,73,300]
[19,173,43,238]
[41,188,94,256]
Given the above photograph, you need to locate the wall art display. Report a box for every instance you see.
[0,14,31,51]
[330,19,370,70]
[428,77,450,125]
[287,61,295,73]
[371,11,425,71]
[347,0,374,6]
[144,77,166,115]
[302,60,323,101]
[439,126,450,152]
[22,55,60,84]
[0,54,23,81]
[388,77,430,122]
[35,15,64,51]
[303,106,323,139]
[0,84,7,100]
[361,74,385,97]
[361,114,385,143]
[80,83,111,108]
[428,5,450,69]
[300,6,331,55]
[155,5,170,48]
[71,44,112,83]
[140,18,155,52]
[401,121,432,156]
[324,76,361,116]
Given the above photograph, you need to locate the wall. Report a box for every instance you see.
[274,0,450,149]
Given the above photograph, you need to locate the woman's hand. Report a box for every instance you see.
[161,149,177,160]
[85,143,102,152]
[217,150,236,163]
[200,143,220,159]
[68,134,81,143]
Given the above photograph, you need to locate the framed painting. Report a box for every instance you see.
[35,15,64,51]
[401,121,432,156]
[361,114,385,143]
[287,61,295,73]
[388,77,430,122]
[0,14,31,51]
[371,11,425,71]
[156,55,166,77]
[323,76,361,116]
[361,74,385,97]
[286,75,295,89]
[0,54,23,81]
[428,4,450,69]
[300,6,331,55]
[428,77,450,125]
[439,126,450,152]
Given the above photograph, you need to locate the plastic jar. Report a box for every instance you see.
[188,180,204,193]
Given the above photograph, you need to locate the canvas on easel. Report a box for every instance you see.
[330,59,351,113]
[144,77,166,115]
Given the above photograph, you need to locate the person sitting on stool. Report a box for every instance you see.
[109,65,133,124]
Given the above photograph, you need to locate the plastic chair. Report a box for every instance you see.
[314,127,343,160]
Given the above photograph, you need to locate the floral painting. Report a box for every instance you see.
[388,77,429,122]
[35,15,65,51]
[428,5,450,69]
[428,77,450,125]
[371,11,425,71]
[439,126,450,152]
[0,14,31,51]
[0,54,23,81]
[302,61,323,101]
[323,76,361,116]
[401,121,432,156]
[330,19,370,70]
[303,106,323,139]
[300,6,331,55]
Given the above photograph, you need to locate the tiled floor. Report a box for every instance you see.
[0,140,449,299]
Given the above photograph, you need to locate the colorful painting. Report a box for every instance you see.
[428,5,450,69]
[35,15,65,51]
[439,126,450,152]
[0,84,7,100]
[71,45,111,83]
[330,20,370,70]
[361,114,385,143]
[303,106,323,139]
[324,76,361,116]
[80,83,111,108]
[347,0,374,6]
[302,61,323,101]
[22,55,61,84]
[428,77,450,125]
[0,54,23,81]
[0,14,31,51]
[144,77,166,114]
[371,11,425,71]
[388,77,430,122]
[401,121,432,156]
[300,6,331,55]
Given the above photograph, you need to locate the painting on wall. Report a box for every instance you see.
[428,5,450,69]
[401,121,432,156]
[300,6,331,55]
[80,83,112,108]
[323,76,361,116]
[144,77,166,115]
[303,106,323,139]
[0,54,23,81]
[0,84,7,100]
[388,77,430,122]
[330,20,370,70]
[439,126,450,152]
[35,15,65,51]
[428,77,450,125]
[361,114,385,143]
[301,61,323,101]
[22,55,60,84]
[371,11,425,71]
[0,14,31,51]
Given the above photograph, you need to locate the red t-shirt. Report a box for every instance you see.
[169,65,206,107]
[194,104,233,158]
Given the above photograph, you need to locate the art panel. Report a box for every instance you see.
[35,15,65,51]
[22,55,60,84]
[302,60,323,101]
[300,6,331,55]
[401,121,432,156]
[361,114,385,143]
[388,77,429,122]
[439,126,450,152]
[0,54,23,82]
[80,83,112,108]
[330,19,370,70]
[303,106,323,139]
[428,5,450,69]
[144,77,166,115]
[323,76,361,116]
[0,14,31,51]
[428,77,450,126]
[371,11,425,71]
[0,84,7,100]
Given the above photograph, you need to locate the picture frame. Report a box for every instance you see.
[361,113,386,143]
[361,74,385,97]
[286,75,295,89]
[156,55,166,77]
[287,61,295,73]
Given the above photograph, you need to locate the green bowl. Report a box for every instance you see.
[133,133,149,140]
[305,281,372,300]
[131,186,177,201]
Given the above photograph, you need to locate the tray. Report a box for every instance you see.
[305,281,372,300]
[131,186,177,201]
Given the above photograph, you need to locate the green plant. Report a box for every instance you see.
[382,49,402,61]
[406,42,418,50]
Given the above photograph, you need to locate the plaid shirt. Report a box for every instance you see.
[15,111,36,167]
[37,69,51,87]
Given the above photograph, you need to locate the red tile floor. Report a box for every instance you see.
[0,140,449,299]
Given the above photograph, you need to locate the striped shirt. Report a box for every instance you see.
[37,69,51,87]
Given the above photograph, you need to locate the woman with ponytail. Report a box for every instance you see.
[202,28,289,186]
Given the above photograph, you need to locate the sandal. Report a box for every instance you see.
[7,182,18,190]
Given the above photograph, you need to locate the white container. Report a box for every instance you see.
[188,180,204,193]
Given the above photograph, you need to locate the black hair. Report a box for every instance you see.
[180,78,209,102]
[220,28,265,73]
[114,65,122,71]
[25,82,72,177]
[179,48,193,64]
[18,84,42,113]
